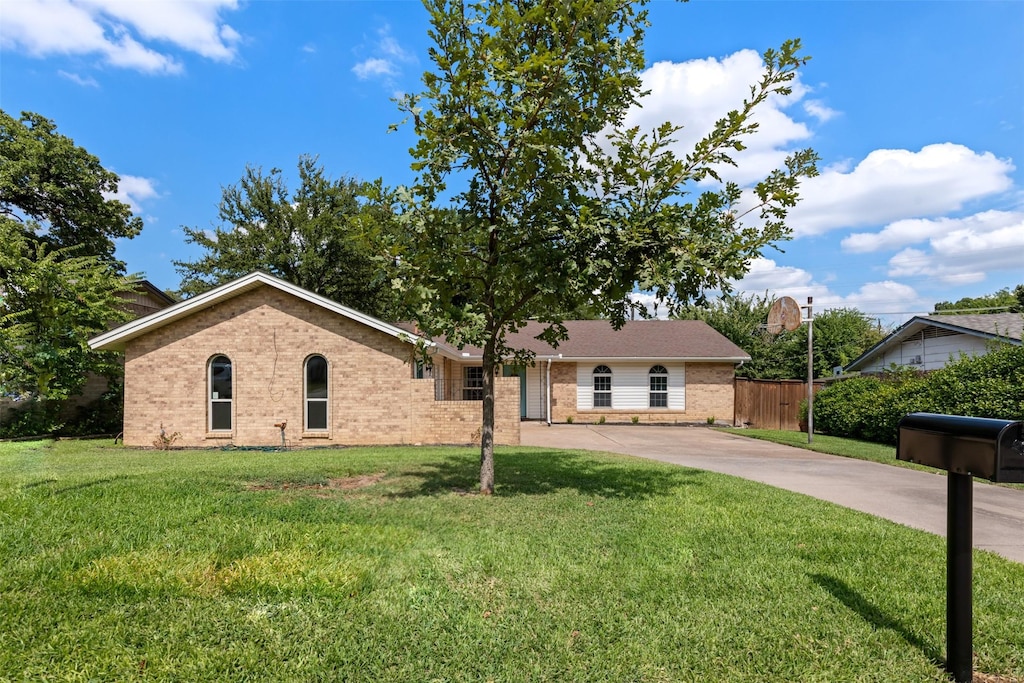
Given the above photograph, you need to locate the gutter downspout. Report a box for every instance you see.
[546,358,552,426]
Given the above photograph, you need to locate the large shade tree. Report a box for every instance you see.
[0,110,138,423]
[0,221,131,402]
[0,110,141,268]
[379,0,818,493]
[174,156,400,319]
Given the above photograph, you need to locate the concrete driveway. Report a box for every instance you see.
[521,422,1024,564]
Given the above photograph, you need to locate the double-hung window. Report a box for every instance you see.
[305,355,329,431]
[593,365,612,408]
[209,355,233,431]
[649,365,668,408]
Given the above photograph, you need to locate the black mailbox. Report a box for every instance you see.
[897,412,1024,483]
[896,412,1024,682]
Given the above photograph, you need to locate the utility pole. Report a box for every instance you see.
[805,297,814,445]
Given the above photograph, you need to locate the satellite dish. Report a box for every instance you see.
[766,296,802,334]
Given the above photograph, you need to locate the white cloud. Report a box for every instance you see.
[732,258,925,321]
[886,211,1024,285]
[352,23,414,85]
[803,99,838,123]
[353,57,396,80]
[623,50,816,186]
[843,209,1022,253]
[58,69,99,87]
[628,291,670,319]
[789,144,1015,236]
[0,0,242,74]
[103,174,159,212]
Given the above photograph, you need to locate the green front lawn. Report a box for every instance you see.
[2,439,1022,681]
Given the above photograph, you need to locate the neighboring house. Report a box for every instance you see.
[71,280,177,409]
[89,272,750,448]
[844,313,1023,374]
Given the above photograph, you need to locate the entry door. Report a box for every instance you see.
[503,366,527,418]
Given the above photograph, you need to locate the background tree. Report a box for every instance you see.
[933,286,1021,314]
[676,296,884,379]
[379,0,818,493]
[174,156,400,319]
[0,110,141,268]
[0,220,132,403]
[0,110,140,433]
[675,293,798,379]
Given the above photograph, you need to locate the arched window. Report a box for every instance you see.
[649,365,668,408]
[209,355,232,431]
[593,365,612,408]
[305,355,329,431]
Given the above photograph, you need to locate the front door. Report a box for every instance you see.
[503,366,527,418]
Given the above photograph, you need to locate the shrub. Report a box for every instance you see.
[813,344,1024,445]
[61,385,124,437]
[0,400,63,438]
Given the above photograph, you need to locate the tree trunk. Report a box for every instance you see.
[479,337,496,495]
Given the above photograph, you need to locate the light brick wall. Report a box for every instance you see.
[549,361,736,425]
[122,285,519,447]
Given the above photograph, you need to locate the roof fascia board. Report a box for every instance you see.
[89,272,433,351]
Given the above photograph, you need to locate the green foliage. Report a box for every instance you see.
[61,384,125,437]
[0,110,141,268]
[381,0,817,491]
[0,399,63,438]
[933,286,1022,314]
[175,156,400,319]
[814,344,1024,444]
[0,220,133,401]
[677,294,884,379]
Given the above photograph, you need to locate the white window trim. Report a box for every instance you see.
[649,365,668,408]
[593,365,612,409]
[209,354,233,432]
[304,355,329,432]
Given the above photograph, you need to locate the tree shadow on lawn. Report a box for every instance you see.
[811,573,943,668]
[390,448,703,500]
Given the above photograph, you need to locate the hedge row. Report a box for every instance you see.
[813,343,1024,445]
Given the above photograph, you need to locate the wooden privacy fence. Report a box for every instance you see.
[734,378,827,431]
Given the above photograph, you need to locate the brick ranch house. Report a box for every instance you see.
[88,272,750,448]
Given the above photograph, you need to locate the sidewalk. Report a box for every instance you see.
[521,422,1024,563]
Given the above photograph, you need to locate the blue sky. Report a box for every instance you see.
[2,0,1022,325]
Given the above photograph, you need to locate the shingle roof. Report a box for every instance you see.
[844,312,1022,371]
[924,313,1023,341]
[436,319,750,361]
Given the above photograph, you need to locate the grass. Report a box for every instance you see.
[2,439,1023,682]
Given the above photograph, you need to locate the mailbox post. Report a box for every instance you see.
[897,413,1024,683]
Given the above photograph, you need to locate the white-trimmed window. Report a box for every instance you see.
[209,355,233,431]
[463,366,483,400]
[305,355,329,431]
[649,365,668,408]
[593,365,612,408]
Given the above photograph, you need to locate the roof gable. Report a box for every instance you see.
[845,312,1022,371]
[89,272,429,352]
